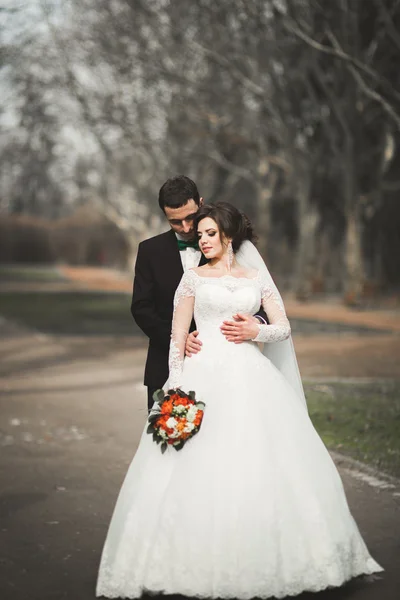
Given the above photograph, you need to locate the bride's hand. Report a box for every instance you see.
[220,314,259,343]
[185,330,202,357]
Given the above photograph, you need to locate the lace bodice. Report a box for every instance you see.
[168,269,291,388]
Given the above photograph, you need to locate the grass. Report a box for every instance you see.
[0,291,144,336]
[306,381,400,479]
[0,264,65,283]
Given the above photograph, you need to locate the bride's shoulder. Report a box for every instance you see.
[234,266,258,279]
[183,267,203,282]
[191,266,208,276]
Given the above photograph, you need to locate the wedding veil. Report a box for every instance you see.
[236,240,308,411]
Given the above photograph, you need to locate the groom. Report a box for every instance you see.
[131,175,265,410]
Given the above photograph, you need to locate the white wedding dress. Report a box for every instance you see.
[96,268,382,599]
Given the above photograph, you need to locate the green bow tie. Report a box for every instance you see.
[177,239,199,251]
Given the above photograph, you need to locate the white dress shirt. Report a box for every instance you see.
[176,234,202,272]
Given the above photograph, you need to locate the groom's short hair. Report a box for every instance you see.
[158,175,200,211]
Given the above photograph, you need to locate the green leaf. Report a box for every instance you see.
[174,441,185,451]
[147,424,155,434]
[148,413,160,424]
[153,389,165,404]
[196,401,206,410]
[188,390,196,400]
[161,442,167,454]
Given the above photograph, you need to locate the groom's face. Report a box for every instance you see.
[164,198,203,240]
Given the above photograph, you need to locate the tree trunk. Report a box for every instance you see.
[342,163,366,301]
[255,186,271,258]
[342,129,365,304]
[343,205,364,304]
[255,164,277,259]
[293,166,317,300]
[124,235,137,272]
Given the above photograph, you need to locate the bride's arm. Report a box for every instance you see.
[252,281,291,344]
[168,270,196,388]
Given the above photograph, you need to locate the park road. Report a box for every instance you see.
[0,334,399,600]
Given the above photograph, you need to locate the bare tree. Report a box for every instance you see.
[2,0,399,295]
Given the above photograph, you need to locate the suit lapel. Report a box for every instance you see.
[164,230,184,285]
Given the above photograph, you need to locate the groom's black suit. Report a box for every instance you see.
[131,229,267,409]
[131,230,207,407]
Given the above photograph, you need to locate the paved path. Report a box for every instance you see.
[1,267,399,599]
[0,334,399,600]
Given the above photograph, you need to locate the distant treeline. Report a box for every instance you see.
[2,0,400,302]
[0,208,130,269]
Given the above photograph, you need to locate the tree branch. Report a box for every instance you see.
[207,149,255,183]
[284,16,400,104]
[349,64,400,130]
[325,30,400,131]
[372,0,400,54]
[191,40,265,98]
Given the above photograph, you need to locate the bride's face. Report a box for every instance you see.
[197,217,226,260]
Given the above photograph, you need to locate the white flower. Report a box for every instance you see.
[184,422,195,433]
[186,406,198,423]
[166,417,178,429]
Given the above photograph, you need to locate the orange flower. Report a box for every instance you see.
[156,418,172,434]
[193,411,203,427]
[161,399,173,415]
[175,397,189,407]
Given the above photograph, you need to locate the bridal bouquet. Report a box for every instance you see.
[147,388,205,453]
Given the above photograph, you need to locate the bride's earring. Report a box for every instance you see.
[227,241,234,272]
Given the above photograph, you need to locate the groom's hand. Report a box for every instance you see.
[185,330,202,357]
[221,314,259,343]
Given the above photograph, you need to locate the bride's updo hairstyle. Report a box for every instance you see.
[194,202,256,252]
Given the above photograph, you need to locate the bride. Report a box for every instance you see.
[96,202,382,599]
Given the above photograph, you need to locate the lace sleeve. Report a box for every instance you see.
[168,269,197,388]
[252,273,291,344]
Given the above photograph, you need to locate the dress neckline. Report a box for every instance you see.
[190,269,259,282]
